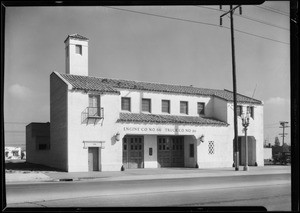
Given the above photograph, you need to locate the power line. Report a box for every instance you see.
[229,27,289,45]
[259,5,289,15]
[104,6,289,45]
[254,5,289,17]
[104,6,220,27]
[195,5,289,31]
[233,13,289,31]
[4,122,28,124]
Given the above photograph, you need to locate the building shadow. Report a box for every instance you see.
[5,161,64,172]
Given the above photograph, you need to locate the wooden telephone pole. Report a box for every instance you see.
[220,5,242,171]
[279,121,289,146]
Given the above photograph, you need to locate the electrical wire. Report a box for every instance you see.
[4,122,28,124]
[259,5,289,15]
[103,6,220,27]
[254,5,289,17]
[104,6,289,45]
[195,5,289,31]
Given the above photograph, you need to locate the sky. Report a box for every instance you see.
[4,1,290,148]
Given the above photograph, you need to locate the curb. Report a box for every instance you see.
[6,166,291,184]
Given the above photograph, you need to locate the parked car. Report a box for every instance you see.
[273,152,291,165]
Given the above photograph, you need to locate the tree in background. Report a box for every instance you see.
[274,136,280,147]
[282,143,290,152]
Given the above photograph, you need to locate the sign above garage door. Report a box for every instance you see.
[122,125,197,135]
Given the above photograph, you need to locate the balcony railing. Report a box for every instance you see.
[87,107,104,119]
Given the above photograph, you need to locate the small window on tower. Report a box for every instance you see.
[75,45,82,55]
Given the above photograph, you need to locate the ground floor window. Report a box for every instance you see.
[208,141,214,154]
[36,136,50,150]
[189,144,194,158]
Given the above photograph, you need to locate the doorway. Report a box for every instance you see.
[88,147,99,171]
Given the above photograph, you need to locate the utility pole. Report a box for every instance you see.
[279,121,289,146]
[220,5,242,171]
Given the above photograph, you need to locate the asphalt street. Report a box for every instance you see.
[6,173,291,210]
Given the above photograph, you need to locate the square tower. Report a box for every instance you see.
[64,34,89,76]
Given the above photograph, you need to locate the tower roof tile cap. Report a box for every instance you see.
[64,34,89,43]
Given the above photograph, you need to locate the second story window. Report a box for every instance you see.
[247,106,254,119]
[197,102,205,116]
[180,101,188,115]
[237,105,243,117]
[121,97,131,112]
[142,99,151,113]
[89,95,100,117]
[75,45,82,55]
[162,100,170,113]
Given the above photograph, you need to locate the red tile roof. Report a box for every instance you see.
[58,73,262,104]
[64,34,89,43]
[117,113,229,126]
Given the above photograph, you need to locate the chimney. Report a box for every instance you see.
[64,34,89,76]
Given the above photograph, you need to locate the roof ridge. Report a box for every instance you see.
[58,72,262,104]
[58,72,221,92]
[223,89,262,102]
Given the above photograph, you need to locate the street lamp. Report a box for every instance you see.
[241,111,250,171]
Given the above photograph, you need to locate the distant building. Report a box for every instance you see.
[27,34,264,172]
[26,122,50,165]
[5,146,22,160]
[264,147,272,160]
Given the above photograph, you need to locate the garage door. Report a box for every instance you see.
[123,136,144,169]
[158,136,184,167]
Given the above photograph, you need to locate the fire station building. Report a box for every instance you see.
[27,34,264,172]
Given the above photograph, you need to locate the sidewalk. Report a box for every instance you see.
[5,165,291,184]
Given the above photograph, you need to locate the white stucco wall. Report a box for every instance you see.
[226,102,264,166]
[213,97,228,122]
[143,135,158,168]
[28,74,69,171]
[184,136,197,168]
[67,90,121,172]
[59,84,263,172]
[120,90,213,117]
[119,123,232,169]
[65,39,88,76]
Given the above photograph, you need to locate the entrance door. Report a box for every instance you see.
[88,147,99,171]
[158,136,184,167]
[123,136,144,169]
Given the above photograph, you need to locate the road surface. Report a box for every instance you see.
[5,173,291,211]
